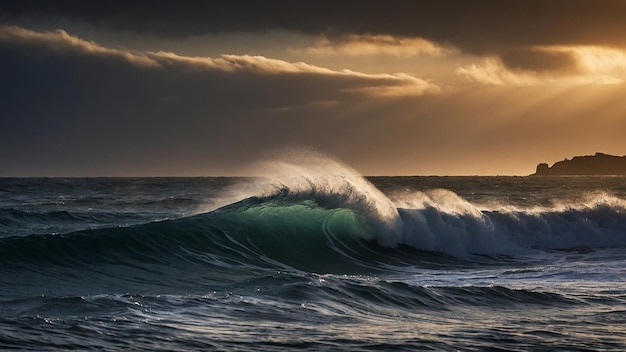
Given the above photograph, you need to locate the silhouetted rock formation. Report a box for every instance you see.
[534,153,626,175]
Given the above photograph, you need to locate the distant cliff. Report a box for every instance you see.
[534,153,626,175]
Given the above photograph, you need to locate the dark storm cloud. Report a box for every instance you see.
[0,26,434,175]
[3,0,626,72]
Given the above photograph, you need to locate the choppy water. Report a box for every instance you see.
[2,157,626,350]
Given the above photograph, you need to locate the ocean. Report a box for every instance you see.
[2,158,626,351]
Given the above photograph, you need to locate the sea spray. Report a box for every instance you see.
[390,193,626,257]
[201,150,403,246]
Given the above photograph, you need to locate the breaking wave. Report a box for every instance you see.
[2,152,626,278]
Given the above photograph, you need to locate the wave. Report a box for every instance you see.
[0,196,420,279]
[203,153,626,260]
[0,208,87,225]
[1,153,626,277]
[0,207,146,238]
[396,192,626,258]
[1,193,625,278]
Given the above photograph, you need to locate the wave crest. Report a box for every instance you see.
[204,150,403,246]
[395,192,626,257]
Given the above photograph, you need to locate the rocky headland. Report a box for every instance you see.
[534,152,626,175]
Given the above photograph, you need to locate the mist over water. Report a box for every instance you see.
[1,154,626,350]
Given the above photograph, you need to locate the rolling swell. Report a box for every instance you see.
[0,208,139,238]
[0,195,407,283]
[2,182,626,280]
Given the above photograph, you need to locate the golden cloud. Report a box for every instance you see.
[299,34,447,57]
[456,46,626,87]
[0,25,439,98]
[0,25,159,67]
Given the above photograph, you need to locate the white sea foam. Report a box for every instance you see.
[393,190,626,258]
[203,151,626,258]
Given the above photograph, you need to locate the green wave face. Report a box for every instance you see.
[0,196,389,278]
[210,198,380,273]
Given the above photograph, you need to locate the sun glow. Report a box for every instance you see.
[531,45,626,84]
[562,46,626,80]
[456,45,626,87]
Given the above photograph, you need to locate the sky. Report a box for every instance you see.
[1,0,626,176]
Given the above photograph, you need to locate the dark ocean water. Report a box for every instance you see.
[2,159,626,350]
